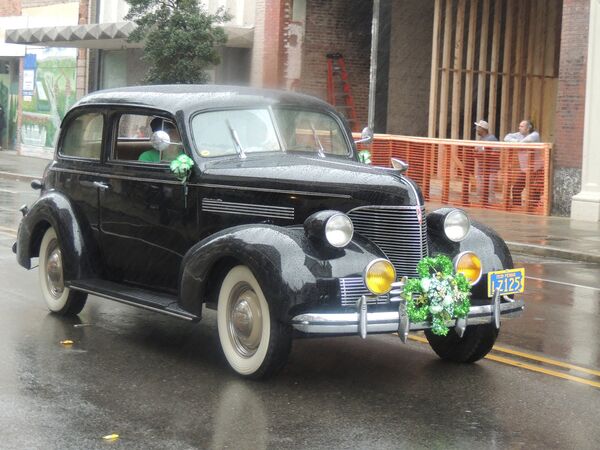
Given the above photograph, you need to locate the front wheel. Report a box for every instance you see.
[38,227,87,316]
[217,265,292,379]
[425,323,498,363]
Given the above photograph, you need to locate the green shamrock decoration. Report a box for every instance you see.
[358,150,372,164]
[170,154,194,182]
[402,255,472,336]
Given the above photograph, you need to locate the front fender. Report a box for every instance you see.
[16,191,100,280]
[427,210,513,299]
[179,224,386,320]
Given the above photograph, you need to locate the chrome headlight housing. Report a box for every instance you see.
[304,210,354,249]
[443,209,471,242]
[364,259,396,295]
[453,251,483,285]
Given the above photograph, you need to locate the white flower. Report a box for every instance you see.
[442,295,454,307]
[421,278,431,292]
[430,304,443,314]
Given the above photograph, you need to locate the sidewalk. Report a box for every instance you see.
[2,151,599,263]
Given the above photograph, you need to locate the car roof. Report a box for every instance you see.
[73,85,337,116]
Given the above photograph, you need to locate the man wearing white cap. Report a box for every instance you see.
[474,119,498,142]
[473,120,498,204]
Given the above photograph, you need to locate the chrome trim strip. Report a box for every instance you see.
[68,285,195,321]
[51,167,352,197]
[291,299,524,334]
[202,199,295,220]
[51,167,183,185]
[399,177,422,209]
[190,183,352,198]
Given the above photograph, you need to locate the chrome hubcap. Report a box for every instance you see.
[228,283,263,358]
[45,239,64,299]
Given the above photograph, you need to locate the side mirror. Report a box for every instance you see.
[354,127,374,145]
[31,180,43,190]
[151,130,171,152]
[391,157,409,173]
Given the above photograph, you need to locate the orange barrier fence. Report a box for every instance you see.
[355,133,552,215]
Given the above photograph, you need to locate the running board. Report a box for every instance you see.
[68,279,200,321]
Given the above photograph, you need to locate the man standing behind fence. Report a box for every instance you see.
[504,119,542,206]
[473,120,498,204]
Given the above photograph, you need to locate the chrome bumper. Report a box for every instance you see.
[291,292,524,339]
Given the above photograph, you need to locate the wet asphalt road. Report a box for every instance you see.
[1,182,600,449]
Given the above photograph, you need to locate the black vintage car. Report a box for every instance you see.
[14,85,524,378]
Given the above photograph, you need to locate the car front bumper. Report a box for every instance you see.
[291,290,524,339]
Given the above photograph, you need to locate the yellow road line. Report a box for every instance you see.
[406,334,600,388]
[485,354,600,389]
[406,334,428,344]
[406,334,600,378]
[491,345,600,377]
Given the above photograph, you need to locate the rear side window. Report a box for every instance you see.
[60,113,104,159]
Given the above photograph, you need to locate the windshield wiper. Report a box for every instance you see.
[226,119,246,159]
[310,124,325,158]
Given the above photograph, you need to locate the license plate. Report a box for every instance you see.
[487,268,525,297]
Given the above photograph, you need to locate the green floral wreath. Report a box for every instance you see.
[170,154,194,182]
[402,255,472,336]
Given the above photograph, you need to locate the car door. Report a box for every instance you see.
[97,111,194,292]
[53,109,108,260]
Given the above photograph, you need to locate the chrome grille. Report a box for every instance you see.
[348,206,428,278]
[339,277,388,307]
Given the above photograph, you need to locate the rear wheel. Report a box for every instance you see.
[425,323,498,363]
[217,265,292,379]
[38,227,87,316]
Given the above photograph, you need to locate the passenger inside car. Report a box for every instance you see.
[138,118,182,163]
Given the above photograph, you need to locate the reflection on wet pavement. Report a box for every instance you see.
[0,179,39,231]
[498,253,600,370]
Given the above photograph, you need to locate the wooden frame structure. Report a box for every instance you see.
[428,0,562,142]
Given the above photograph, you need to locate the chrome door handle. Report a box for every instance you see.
[93,181,110,190]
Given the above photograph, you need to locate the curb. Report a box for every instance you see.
[507,241,600,264]
[0,171,40,182]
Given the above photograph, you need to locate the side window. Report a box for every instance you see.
[60,113,104,159]
[113,113,182,164]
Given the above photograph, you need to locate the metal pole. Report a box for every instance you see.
[368,0,381,130]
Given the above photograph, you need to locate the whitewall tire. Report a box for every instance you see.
[38,227,87,316]
[217,265,291,379]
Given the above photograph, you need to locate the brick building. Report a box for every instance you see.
[2,0,599,220]
[260,0,596,219]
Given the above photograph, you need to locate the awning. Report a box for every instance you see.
[4,22,254,50]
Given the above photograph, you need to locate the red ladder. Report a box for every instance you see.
[326,53,359,132]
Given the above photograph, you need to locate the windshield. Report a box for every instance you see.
[191,108,351,158]
[273,108,350,156]
[191,109,281,158]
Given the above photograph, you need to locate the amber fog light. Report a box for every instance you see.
[364,259,396,295]
[454,251,482,285]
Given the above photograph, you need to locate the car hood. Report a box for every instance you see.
[198,153,423,207]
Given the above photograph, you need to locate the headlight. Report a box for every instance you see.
[304,210,354,249]
[444,209,470,242]
[454,251,482,285]
[364,259,396,295]
[325,213,354,248]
